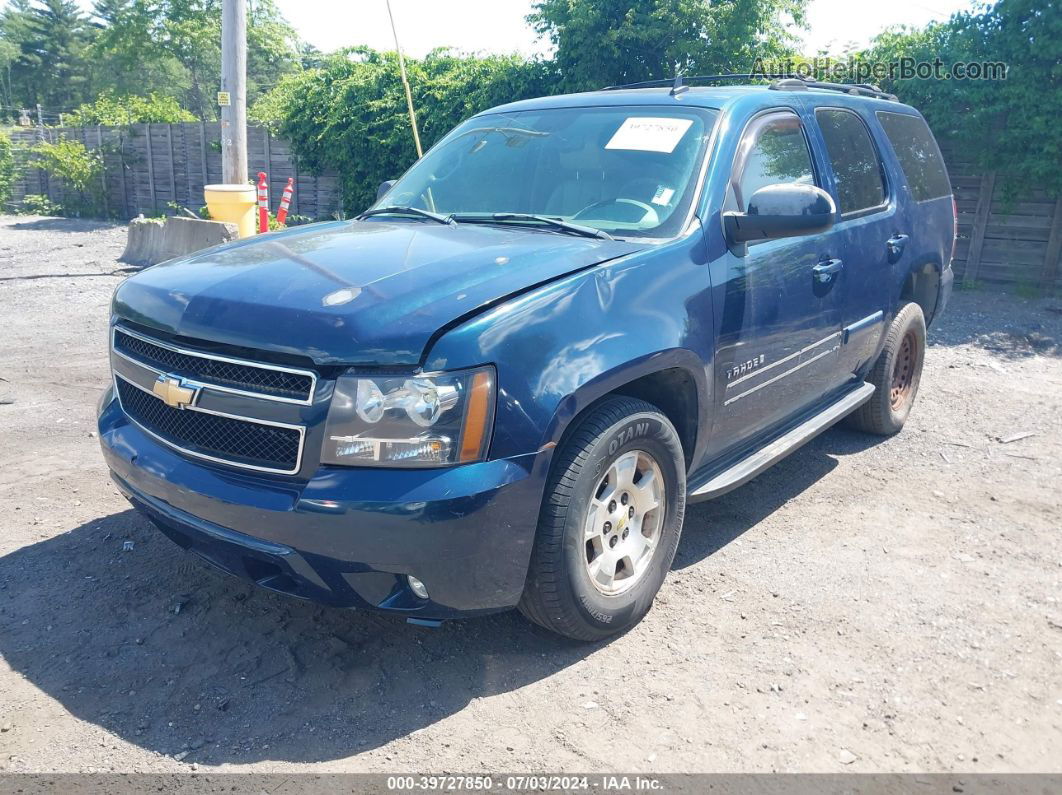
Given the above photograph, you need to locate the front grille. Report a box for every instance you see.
[116,377,302,473]
[114,328,314,402]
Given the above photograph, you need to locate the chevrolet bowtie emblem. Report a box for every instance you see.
[152,375,198,410]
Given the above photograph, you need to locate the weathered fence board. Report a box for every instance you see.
[8,122,342,222]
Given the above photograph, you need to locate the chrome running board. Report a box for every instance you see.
[688,383,875,502]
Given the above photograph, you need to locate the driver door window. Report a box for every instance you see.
[728,112,816,218]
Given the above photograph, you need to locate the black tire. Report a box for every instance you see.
[847,301,926,435]
[518,396,686,641]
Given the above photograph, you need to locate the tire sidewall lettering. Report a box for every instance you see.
[606,419,655,457]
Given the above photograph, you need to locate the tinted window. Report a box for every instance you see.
[876,111,951,201]
[734,114,815,210]
[817,109,886,213]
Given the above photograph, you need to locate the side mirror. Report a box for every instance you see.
[724,183,836,244]
[376,179,396,202]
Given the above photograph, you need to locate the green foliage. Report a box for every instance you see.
[65,92,197,126]
[31,137,104,216]
[861,0,1062,197]
[19,193,63,215]
[527,0,808,92]
[0,132,14,207]
[264,47,555,212]
[9,0,95,110]
[0,0,302,122]
[88,0,301,121]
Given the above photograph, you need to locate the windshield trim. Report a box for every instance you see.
[377,104,722,245]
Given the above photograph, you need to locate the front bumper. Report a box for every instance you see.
[99,393,545,619]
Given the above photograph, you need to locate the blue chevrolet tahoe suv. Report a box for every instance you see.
[98,78,955,640]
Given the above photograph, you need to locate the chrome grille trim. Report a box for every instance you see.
[111,325,318,405]
[112,372,306,476]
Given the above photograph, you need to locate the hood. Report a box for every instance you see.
[112,220,642,365]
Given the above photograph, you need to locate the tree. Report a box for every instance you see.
[90,0,186,102]
[88,0,300,120]
[0,0,34,111]
[862,0,1062,196]
[527,0,809,92]
[11,0,96,110]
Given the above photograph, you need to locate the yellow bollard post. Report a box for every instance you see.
[203,184,258,238]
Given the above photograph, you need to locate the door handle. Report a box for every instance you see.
[812,258,844,283]
[886,234,909,263]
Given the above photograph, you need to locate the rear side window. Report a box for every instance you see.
[876,111,951,201]
[816,109,886,214]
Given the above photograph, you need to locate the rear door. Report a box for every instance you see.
[875,110,955,314]
[707,108,847,457]
[808,105,895,375]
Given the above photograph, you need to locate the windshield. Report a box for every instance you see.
[375,106,719,240]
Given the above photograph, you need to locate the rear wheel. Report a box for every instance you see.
[519,396,685,641]
[847,301,926,435]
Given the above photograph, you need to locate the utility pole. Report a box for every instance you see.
[220,0,247,185]
[386,0,423,158]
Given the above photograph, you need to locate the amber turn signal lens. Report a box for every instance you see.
[459,369,494,462]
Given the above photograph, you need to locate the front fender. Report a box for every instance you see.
[424,237,714,465]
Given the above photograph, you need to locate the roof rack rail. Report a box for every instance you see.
[769,76,897,101]
[601,73,781,92]
[601,73,898,102]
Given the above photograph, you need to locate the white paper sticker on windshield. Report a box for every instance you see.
[605,117,693,153]
[651,186,675,206]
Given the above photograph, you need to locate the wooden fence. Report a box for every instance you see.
[7,125,1062,293]
[943,144,1062,292]
[9,123,342,221]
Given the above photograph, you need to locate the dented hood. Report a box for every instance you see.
[112,220,642,365]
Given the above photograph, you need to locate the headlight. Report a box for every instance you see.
[322,366,495,467]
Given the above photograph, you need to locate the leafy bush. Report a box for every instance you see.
[65,92,197,126]
[862,0,1062,197]
[259,47,556,213]
[19,194,63,216]
[0,133,14,208]
[31,138,104,216]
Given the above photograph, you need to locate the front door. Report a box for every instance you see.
[706,109,847,458]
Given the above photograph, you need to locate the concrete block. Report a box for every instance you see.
[121,215,239,267]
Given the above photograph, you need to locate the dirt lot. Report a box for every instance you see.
[0,214,1059,774]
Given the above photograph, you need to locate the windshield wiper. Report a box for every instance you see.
[454,213,613,240]
[356,206,455,225]
[454,126,552,143]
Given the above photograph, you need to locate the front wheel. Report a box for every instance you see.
[519,396,686,641]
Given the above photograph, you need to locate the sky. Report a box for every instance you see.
[269,0,977,59]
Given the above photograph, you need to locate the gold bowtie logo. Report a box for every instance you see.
[152,375,197,410]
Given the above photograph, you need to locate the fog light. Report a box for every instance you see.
[407,575,429,599]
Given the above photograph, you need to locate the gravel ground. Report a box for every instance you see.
[0,214,1060,774]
